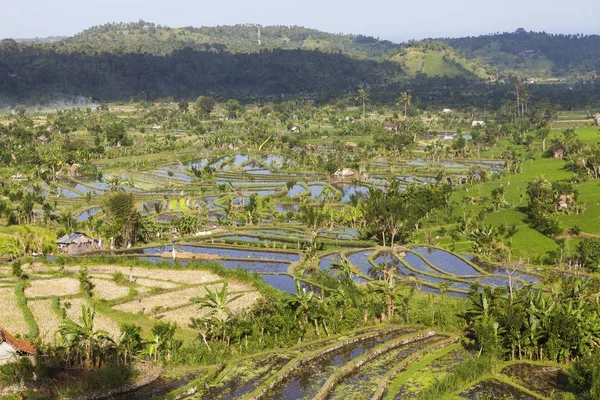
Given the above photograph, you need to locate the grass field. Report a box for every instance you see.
[434,126,600,261]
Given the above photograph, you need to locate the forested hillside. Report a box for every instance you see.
[443,28,600,79]
[65,21,401,59]
[1,22,599,106]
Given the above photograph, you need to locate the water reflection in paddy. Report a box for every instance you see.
[76,207,101,222]
[140,245,300,262]
[412,247,481,276]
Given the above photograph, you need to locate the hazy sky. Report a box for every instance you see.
[3,0,598,41]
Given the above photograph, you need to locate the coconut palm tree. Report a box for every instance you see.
[299,202,328,252]
[356,89,369,127]
[400,91,412,119]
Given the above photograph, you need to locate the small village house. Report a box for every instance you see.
[56,232,98,254]
[595,113,600,126]
[333,168,357,180]
[471,121,485,127]
[0,327,37,365]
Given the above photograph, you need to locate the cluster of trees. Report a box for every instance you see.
[467,278,600,363]
[548,128,600,181]
[360,182,451,247]
[525,178,581,237]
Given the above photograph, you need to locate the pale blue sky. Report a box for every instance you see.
[2,0,598,41]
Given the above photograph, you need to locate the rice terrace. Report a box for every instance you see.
[1,13,600,400]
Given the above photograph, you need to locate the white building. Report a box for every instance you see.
[0,328,37,365]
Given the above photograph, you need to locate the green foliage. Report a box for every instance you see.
[11,260,23,278]
[57,305,115,370]
[466,279,600,363]
[101,191,141,248]
[416,355,496,400]
[525,178,579,237]
[78,267,95,296]
[14,280,39,339]
[144,321,182,363]
[568,353,600,400]
[55,365,134,397]
[0,357,35,386]
[577,238,600,272]
[104,121,131,146]
[361,181,450,246]
[196,96,216,119]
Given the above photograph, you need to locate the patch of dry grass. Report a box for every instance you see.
[91,278,130,300]
[25,277,80,298]
[134,277,180,289]
[29,299,61,343]
[0,286,28,335]
[66,265,221,285]
[113,281,253,315]
[156,291,261,326]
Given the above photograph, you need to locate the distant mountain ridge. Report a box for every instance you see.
[0,21,599,105]
[6,21,599,80]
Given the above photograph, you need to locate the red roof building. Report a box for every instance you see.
[0,327,37,364]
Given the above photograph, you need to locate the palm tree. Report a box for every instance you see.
[400,92,412,119]
[60,211,78,234]
[299,202,328,252]
[356,89,369,127]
